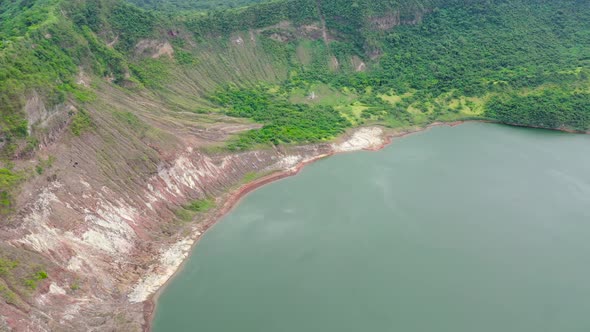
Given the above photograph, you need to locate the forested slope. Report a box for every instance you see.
[128,0,271,11]
[1,0,589,207]
[1,0,589,210]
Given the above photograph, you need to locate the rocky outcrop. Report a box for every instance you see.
[369,8,431,31]
[135,40,175,59]
[22,92,74,155]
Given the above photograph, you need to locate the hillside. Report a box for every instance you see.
[1,0,590,330]
[127,0,271,11]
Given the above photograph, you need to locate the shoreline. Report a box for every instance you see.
[141,151,335,332]
[141,120,467,331]
[140,152,331,331]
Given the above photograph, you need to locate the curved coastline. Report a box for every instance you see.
[141,120,468,332]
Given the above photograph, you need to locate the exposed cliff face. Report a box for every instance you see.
[369,8,431,31]
[1,122,385,331]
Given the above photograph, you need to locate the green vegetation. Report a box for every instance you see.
[0,0,107,155]
[70,280,80,291]
[1,0,590,158]
[0,258,19,303]
[35,155,56,175]
[367,3,589,96]
[211,86,350,150]
[128,0,270,12]
[0,168,22,214]
[185,198,215,213]
[0,259,18,276]
[174,198,216,222]
[0,283,17,304]
[486,90,590,131]
[70,109,93,136]
[241,172,261,184]
[130,59,171,89]
[112,111,149,134]
[110,2,157,51]
[1,0,67,148]
[23,270,48,290]
[194,0,590,143]
[0,252,50,306]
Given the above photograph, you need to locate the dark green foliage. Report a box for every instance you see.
[210,86,350,150]
[485,91,590,131]
[369,0,590,96]
[174,49,198,65]
[183,0,319,38]
[110,3,157,51]
[128,0,270,12]
[80,26,129,84]
[0,0,55,38]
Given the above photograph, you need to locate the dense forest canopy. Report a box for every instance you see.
[127,0,271,11]
[1,0,590,206]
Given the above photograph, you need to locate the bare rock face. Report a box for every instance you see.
[370,12,403,31]
[135,40,175,59]
[333,127,384,152]
[21,92,73,156]
[0,126,385,331]
[370,8,431,31]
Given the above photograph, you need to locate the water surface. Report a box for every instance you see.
[154,123,590,332]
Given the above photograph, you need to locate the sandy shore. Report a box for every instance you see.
[141,120,467,331]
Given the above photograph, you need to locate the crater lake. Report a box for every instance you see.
[153,123,590,332]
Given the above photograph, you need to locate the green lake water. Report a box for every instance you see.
[153,123,590,332]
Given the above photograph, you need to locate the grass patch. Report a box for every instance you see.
[23,270,48,290]
[0,258,18,276]
[0,168,23,214]
[184,198,215,213]
[0,283,17,304]
[112,111,149,134]
[241,172,260,184]
[70,109,93,136]
[289,83,357,106]
[130,58,171,89]
[174,198,215,223]
[335,103,370,125]
[378,91,414,105]
[70,280,80,291]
